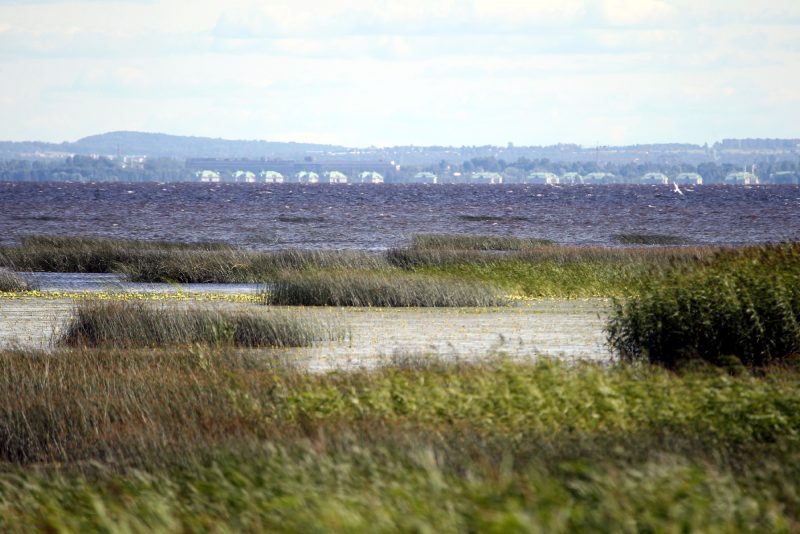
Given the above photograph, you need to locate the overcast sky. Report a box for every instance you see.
[0,0,798,147]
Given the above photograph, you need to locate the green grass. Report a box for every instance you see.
[411,233,553,250]
[0,234,720,298]
[265,270,507,307]
[612,233,692,245]
[0,268,35,292]
[0,352,798,530]
[607,243,800,368]
[59,300,340,348]
[392,245,717,298]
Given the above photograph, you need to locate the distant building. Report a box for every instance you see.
[674,172,704,185]
[526,172,559,184]
[725,171,759,185]
[186,158,396,180]
[414,171,438,184]
[471,171,503,184]
[122,156,146,170]
[295,171,319,183]
[261,170,285,183]
[325,171,348,184]
[639,172,669,185]
[560,172,583,185]
[196,170,220,183]
[233,170,256,183]
[359,171,384,184]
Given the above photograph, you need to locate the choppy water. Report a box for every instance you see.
[2,182,799,249]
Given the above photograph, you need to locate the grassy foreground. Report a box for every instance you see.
[0,350,798,531]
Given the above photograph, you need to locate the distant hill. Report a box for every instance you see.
[0,131,345,160]
[0,131,797,166]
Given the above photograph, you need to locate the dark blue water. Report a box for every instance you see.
[2,182,799,249]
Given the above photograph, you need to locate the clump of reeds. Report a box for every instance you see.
[612,233,691,245]
[388,243,719,297]
[607,243,800,368]
[265,271,507,307]
[0,268,36,292]
[411,233,553,251]
[59,301,337,348]
[0,235,232,273]
[0,235,389,283]
[122,248,388,283]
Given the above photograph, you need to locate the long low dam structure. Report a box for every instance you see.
[186,158,398,181]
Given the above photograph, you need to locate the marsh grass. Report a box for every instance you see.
[59,300,338,348]
[411,233,553,250]
[0,268,35,292]
[0,352,799,529]
[120,248,386,283]
[0,235,388,282]
[265,270,507,307]
[390,243,718,297]
[613,233,692,245]
[607,243,800,368]
[0,235,232,275]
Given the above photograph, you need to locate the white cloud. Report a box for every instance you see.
[0,0,798,145]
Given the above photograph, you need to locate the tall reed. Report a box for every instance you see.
[59,301,338,348]
[607,243,800,368]
[265,271,507,307]
[0,235,388,282]
[0,268,35,292]
[411,233,554,250]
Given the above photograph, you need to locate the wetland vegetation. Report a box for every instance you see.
[0,267,35,292]
[0,352,798,530]
[608,243,800,369]
[0,233,714,298]
[266,270,507,307]
[2,234,800,529]
[59,301,338,348]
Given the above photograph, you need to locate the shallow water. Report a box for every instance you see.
[23,272,262,294]
[2,182,799,249]
[0,298,611,370]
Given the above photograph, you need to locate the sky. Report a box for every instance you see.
[0,0,798,147]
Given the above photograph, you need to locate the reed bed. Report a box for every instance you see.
[265,270,507,307]
[411,233,553,250]
[390,244,719,297]
[612,233,692,245]
[59,300,338,348]
[0,268,35,292]
[607,243,800,368]
[0,235,388,282]
[0,235,231,273]
[123,248,388,283]
[0,352,798,530]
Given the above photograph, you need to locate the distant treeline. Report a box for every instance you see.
[0,155,799,183]
[0,156,193,182]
